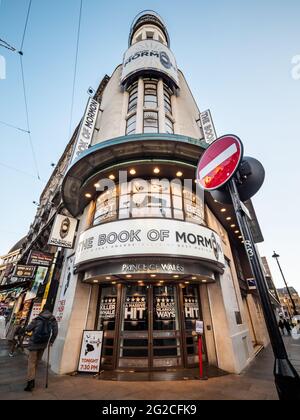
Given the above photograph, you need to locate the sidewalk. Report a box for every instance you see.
[0,337,299,400]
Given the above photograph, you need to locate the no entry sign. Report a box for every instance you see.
[196,135,243,191]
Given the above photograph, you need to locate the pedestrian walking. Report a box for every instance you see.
[283,319,292,336]
[24,304,58,392]
[278,319,285,335]
[7,318,25,357]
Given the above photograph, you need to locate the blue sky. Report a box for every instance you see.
[0,0,299,291]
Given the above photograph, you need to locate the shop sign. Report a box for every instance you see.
[78,330,103,373]
[70,97,100,165]
[48,214,77,249]
[121,262,184,274]
[200,110,217,144]
[75,219,225,268]
[155,296,176,320]
[99,297,116,320]
[121,40,179,86]
[14,265,36,279]
[27,251,53,267]
[125,296,146,320]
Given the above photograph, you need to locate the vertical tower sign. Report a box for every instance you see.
[70,97,100,165]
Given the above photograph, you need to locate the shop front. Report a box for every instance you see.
[73,176,225,372]
[97,281,205,371]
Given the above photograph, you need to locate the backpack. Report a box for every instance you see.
[33,316,52,344]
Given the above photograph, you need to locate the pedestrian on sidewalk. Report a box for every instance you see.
[7,318,25,357]
[24,304,58,392]
[283,319,292,336]
[278,319,285,335]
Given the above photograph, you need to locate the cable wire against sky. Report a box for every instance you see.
[0,120,30,133]
[69,0,83,137]
[20,0,32,53]
[19,0,41,180]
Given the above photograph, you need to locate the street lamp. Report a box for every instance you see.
[272,251,298,316]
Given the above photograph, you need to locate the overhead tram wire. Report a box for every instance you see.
[0,161,45,182]
[0,38,17,52]
[20,0,32,53]
[69,0,83,138]
[0,120,30,133]
[18,0,41,181]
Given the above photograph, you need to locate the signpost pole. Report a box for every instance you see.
[198,335,203,379]
[228,177,300,400]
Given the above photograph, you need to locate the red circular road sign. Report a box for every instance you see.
[196,135,243,191]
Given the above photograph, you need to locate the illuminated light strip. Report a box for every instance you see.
[199,143,238,180]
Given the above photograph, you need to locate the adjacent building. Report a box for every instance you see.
[277,287,300,318]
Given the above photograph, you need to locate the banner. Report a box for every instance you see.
[70,97,99,165]
[48,214,77,248]
[200,110,217,144]
[78,330,103,373]
[75,219,225,268]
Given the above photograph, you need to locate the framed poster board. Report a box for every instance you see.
[78,330,103,373]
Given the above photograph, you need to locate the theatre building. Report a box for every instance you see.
[49,11,269,376]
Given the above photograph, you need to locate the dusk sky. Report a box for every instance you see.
[0,0,299,291]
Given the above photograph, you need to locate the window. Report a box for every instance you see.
[165,116,174,134]
[143,111,158,133]
[163,84,172,114]
[127,81,138,113]
[146,31,154,39]
[126,114,136,136]
[144,79,158,109]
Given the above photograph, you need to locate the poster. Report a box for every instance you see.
[24,267,48,301]
[184,297,200,319]
[99,297,116,320]
[78,330,103,373]
[196,320,204,335]
[124,296,146,320]
[55,257,74,324]
[155,296,176,320]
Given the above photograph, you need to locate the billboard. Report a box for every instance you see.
[121,40,179,86]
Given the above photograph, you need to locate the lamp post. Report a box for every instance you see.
[272,252,298,316]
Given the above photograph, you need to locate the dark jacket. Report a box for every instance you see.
[26,310,58,351]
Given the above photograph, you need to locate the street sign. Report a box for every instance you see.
[196,135,243,191]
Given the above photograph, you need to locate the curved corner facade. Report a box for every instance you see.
[49,11,269,376]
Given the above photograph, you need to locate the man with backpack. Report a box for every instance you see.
[24,304,58,392]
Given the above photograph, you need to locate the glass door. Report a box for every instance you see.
[181,284,206,366]
[151,285,182,369]
[118,284,149,369]
[118,283,183,371]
